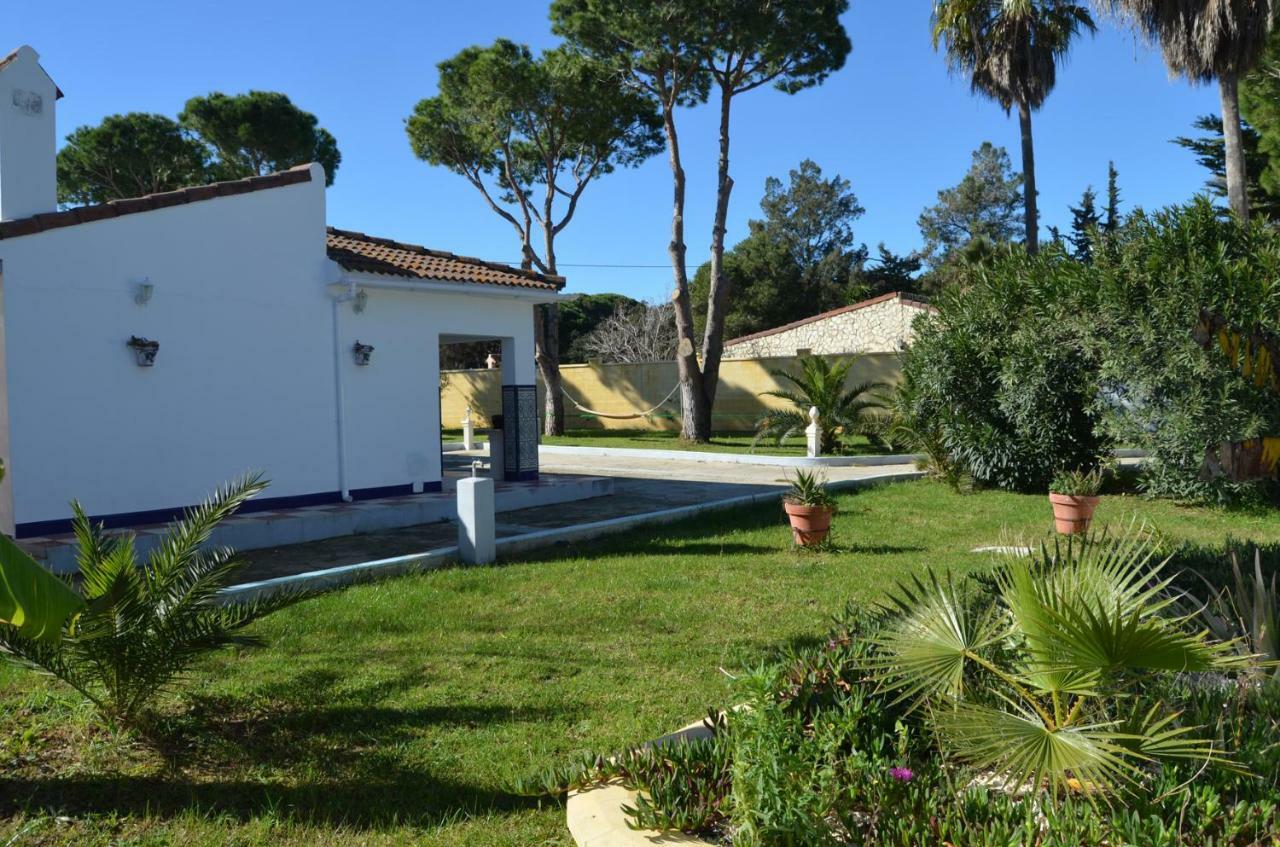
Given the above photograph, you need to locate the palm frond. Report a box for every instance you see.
[934,699,1139,795]
[144,472,267,594]
[870,569,1005,705]
[1004,524,1250,679]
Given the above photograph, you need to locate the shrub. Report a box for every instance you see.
[899,246,1105,492]
[902,200,1280,504]
[1090,200,1280,504]
[0,474,302,729]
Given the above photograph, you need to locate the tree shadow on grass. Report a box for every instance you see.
[0,768,539,831]
[3,668,577,832]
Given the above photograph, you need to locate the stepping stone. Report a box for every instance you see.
[971,545,1032,556]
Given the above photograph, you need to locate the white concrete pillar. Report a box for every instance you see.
[457,473,495,565]
[462,407,475,451]
[805,406,821,459]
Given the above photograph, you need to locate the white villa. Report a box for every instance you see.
[0,46,561,540]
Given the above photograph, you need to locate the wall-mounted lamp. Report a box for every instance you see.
[353,340,374,366]
[127,335,159,367]
[353,288,368,314]
[133,279,154,306]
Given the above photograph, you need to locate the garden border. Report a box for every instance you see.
[567,717,718,847]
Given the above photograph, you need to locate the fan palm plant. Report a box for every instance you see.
[1110,0,1276,222]
[870,522,1250,795]
[0,473,302,728]
[933,0,1097,253]
[753,355,886,454]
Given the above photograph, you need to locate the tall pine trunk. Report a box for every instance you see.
[697,80,736,440]
[534,305,565,436]
[539,215,566,436]
[1220,71,1250,223]
[1017,100,1039,254]
[661,99,710,443]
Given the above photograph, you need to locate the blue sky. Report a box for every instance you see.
[18,1,1219,300]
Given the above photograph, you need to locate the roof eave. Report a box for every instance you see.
[336,270,562,303]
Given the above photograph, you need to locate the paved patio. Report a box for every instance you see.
[232,450,917,584]
[21,455,611,574]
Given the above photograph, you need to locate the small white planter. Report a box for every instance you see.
[352,341,374,366]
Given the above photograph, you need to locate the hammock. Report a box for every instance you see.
[561,383,681,421]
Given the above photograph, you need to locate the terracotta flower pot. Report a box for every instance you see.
[784,501,834,546]
[1048,493,1101,535]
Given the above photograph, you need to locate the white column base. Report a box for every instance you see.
[457,476,496,565]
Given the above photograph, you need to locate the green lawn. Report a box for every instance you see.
[4,481,1280,846]
[443,427,889,456]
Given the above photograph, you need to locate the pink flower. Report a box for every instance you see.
[889,766,914,783]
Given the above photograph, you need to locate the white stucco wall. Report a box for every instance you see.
[334,282,539,494]
[0,166,339,528]
[724,294,933,359]
[0,164,550,534]
[0,47,58,221]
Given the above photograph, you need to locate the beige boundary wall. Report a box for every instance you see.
[440,353,902,433]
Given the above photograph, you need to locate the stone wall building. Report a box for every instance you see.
[723,292,934,359]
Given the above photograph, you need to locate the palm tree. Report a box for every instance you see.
[1110,0,1276,223]
[0,474,302,728]
[933,0,1097,253]
[753,355,886,454]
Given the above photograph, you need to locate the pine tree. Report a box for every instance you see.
[1104,161,1121,233]
[1068,186,1101,263]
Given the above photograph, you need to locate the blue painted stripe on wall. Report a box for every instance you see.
[15,481,444,539]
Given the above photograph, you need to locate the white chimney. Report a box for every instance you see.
[0,46,59,221]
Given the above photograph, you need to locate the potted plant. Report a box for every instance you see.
[783,468,837,547]
[1048,467,1104,534]
[352,340,375,366]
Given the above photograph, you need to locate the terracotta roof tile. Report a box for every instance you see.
[0,165,314,241]
[326,228,565,292]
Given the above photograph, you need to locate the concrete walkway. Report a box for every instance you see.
[232,451,918,586]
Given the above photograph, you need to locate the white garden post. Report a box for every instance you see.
[806,406,822,458]
[457,461,495,565]
[461,406,475,451]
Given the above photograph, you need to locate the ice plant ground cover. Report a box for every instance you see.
[2,481,1280,845]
